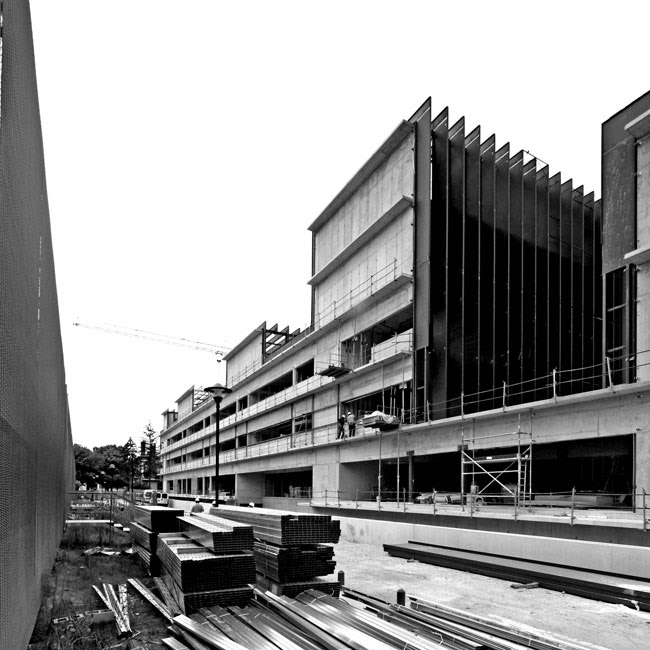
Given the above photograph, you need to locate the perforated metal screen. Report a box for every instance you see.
[0,2,75,648]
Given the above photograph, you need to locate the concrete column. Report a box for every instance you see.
[635,431,650,511]
[625,113,650,382]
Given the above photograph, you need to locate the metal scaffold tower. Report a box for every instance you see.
[460,415,533,509]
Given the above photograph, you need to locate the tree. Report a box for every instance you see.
[140,423,161,485]
[124,437,139,492]
[74,444,104,488]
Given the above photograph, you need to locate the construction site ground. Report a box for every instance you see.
[29,525,650,650]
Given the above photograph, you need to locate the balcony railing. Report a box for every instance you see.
[225,260,411,388]
[162,349,650,479]
[162,419,389,475]
[316,330,412,376]
[313,259,408,331]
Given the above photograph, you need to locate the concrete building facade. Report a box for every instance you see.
[160,93,650,511]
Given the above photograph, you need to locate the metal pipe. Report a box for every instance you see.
[396,427,400,505]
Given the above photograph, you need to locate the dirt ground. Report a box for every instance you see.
[334,539,650,650]
[29,527,650,650]
[29,526,170,649]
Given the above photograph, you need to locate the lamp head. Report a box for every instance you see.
[204,383,232,404]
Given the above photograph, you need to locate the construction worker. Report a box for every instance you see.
[347,412,356,437]
[337,414,346,439]
[191,497,204,514]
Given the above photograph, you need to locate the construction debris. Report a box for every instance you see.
[51,609,114,626]
[95,582,132,637]
[154,576,183,616]
[127,578,174,623]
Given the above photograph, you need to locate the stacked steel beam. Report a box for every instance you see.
[383,541,650,612]
[211,505,341,545]
[177,514,255,553]
[253,542,335,582]
[130,506,183,576]
[133,506,184,533]
[155,515,257,613]
[157,536,255,592]
[213,505,341,597]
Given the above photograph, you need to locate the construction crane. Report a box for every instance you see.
[72,321,230,362]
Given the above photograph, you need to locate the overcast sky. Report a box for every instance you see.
[29,0,649,450]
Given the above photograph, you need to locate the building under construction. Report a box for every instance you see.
[160,92,650,517]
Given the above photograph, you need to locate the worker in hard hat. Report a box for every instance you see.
[191,497,204,514]
[347,412,356,437]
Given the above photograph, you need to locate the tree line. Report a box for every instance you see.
[74,423,161,491]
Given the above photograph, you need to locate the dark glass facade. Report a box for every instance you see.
[413,106,602,419]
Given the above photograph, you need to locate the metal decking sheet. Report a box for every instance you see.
[178,514,254,553]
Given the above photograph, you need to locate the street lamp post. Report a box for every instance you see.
[108,462,116,518]
[126,437,136,503]
[204,383,232,508]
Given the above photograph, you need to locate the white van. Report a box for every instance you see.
[143,490,168,506]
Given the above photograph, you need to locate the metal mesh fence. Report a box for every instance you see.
[0,2,75,648]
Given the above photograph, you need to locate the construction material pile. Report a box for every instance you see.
[130,506,183,576]
[152,587,594,650]
[155,514,256,613]
[213,505,341,545]
[212,505,341,597]
[178,513,255,553]
[253,541,335,582]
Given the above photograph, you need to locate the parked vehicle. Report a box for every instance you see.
[143,490,168,506]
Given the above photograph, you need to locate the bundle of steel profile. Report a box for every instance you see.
[211,505,341,545]
[228,602,328,650]
[198,606,289,650]
[254,541,335,582]
[157,535,256,593]
[162,573,253,615]
[341,587,582,650]
[298,589,482,650]
[129,520,158,552]
[133,505,183,533]
[405,594,598,650]
[177,514,254,553]
[383,542,650,613]
[132,542,160,577]
[256,574,341,598]
[172,613,251,650]
[257,589,425,650]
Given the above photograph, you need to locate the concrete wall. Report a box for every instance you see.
[313,460,341,497]
[314,208,413,319]
[337,516,650,579]
[236,473,265,505]
[314,135,413,273]
[340,461,377,496]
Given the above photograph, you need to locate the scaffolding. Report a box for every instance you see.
[460,416,533,509]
